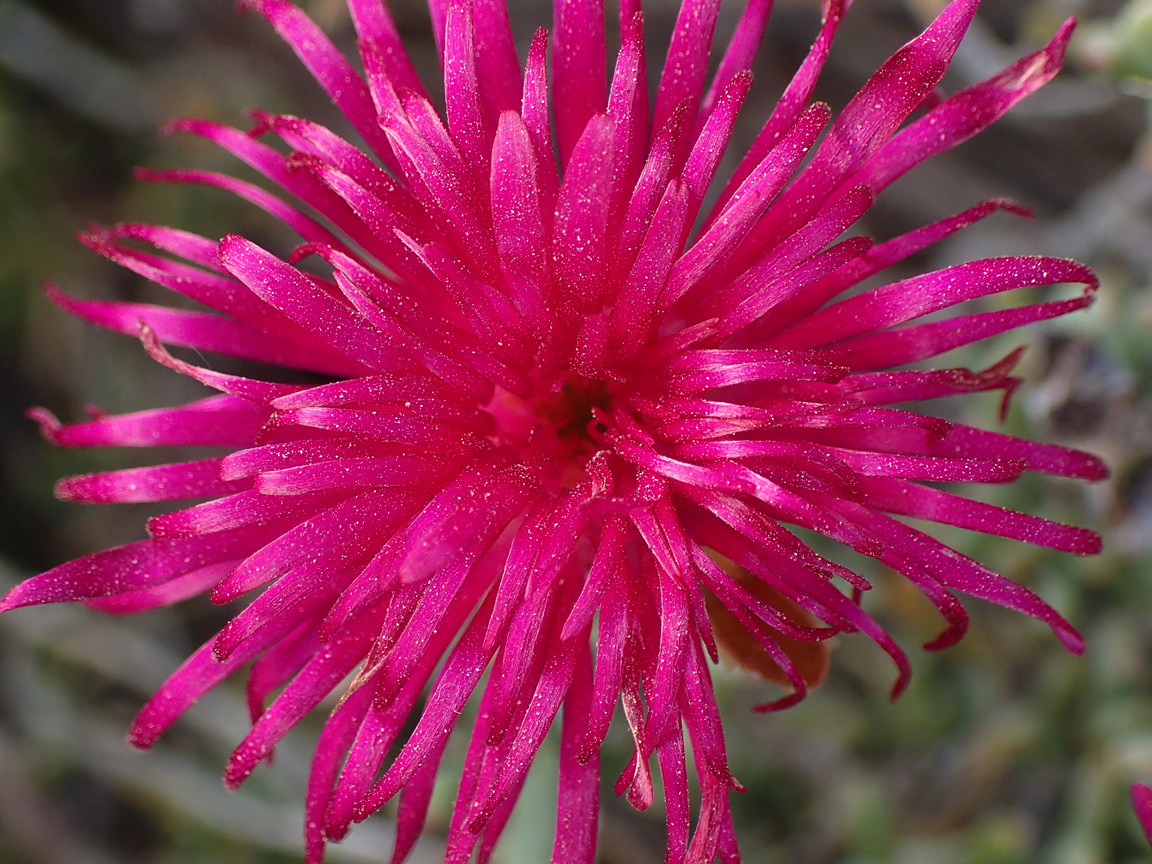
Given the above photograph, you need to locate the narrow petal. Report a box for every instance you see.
[551,0,606,164]
[854,20,1074,195]
[128,587,332,749]
[521,30,560,215]
[165,118,391,255]
[304,686,374,864]
[86,560,238,615]
[580,571,628,759]
[45,285,363,377]
[0,530,260,612]
[606,13,650,233]
[861,475,1102,554]
[698,0,774,124]
[139,324,303,404]
[736,0,980,265]
[609,180,690,355]
[240,0,398,169]
[444,0,490,176]
[214,540,378,659]
[552,643,598,864]
[134,167,347,250]
[355,594,499,817]
[551,115,615,311]
[662,103,830,305]
[55,458,246,504]
[756,199,1036,338]
[681,71,752,224]
[774,257,1097,350]
[211,489,407,607]
[147,488,349,541]
[219,236,407,372]
[651,0,723,165]
[491,114,554,348]
[224,613,377,789]
[820,291,1097,371]
[709,0,847,219]
[29,396,269,449]
[347,0,428,98]
[472,0,522,123]
[657,729,690,864]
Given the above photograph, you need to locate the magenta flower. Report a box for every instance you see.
[1134,783,1152,847]
[4,0,1105,860]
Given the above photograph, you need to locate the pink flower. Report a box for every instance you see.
[1134,783,1152,847]
[4,0,1105,860]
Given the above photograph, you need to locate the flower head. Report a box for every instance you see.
[5,0,1105,860]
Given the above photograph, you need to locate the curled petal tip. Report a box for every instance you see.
[888,664,913,702]
[244,109,279,137]
[289,242,326,264]
[921,622,968,653]
[26,407,63,444]
[752,690,806,713]
[987,198,1033,219]
[136,321,191,380]
[724,772,748,793]
[159,117,196,137]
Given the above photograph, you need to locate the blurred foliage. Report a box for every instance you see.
[1,0,1151,862]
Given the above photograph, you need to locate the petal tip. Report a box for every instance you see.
[1055,622,1086,656]
[127,719,161,751]
[0,588,23,615]
[53,476,85,502]
[27,407,64,444]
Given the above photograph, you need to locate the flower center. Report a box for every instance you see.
[534,375,614,450]
[486,373,617,482]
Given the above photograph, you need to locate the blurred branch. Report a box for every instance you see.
[1049,162,1152,267]
[0,1,156,132]
[0,561,444,864]
[0,729,119,864]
